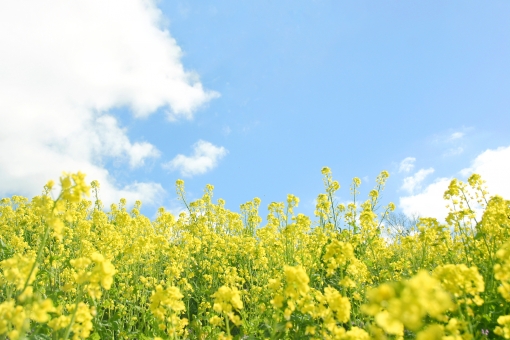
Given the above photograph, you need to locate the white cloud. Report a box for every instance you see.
[0,0,217,204]
[163,140,228,177]
[399,178,451,222]
[401,168,435,194]
[398,157,416,173]
[399,145,510,222]
[93,115,160,168]
[460,145,510,199]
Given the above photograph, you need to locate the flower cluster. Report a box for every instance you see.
[69,252,117,299]
[362,270,452,335]
[0,170,509,339]
[433,264,485,306]
[150,285,188,337]
[210,286,244,339]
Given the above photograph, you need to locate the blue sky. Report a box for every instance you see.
[1,1,509,223]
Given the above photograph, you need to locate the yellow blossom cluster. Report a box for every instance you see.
[323,240,354,276]
[363,271,453,335]
[1,253,38,290]
[48,302,95,340]
[433,264,485,306]
[150,285,188,337]
[0,169,509,339]
[495,241,510,302]
[68,252,117,299]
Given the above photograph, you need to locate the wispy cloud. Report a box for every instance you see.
[432,128,470,144]
[222,126,232,136]
[449,132,465,141]
[0,0,217,205]
[429,129,469,158]
[398,157,416,173]
[401,168,434,194]
[163,140,228,177]
[443,146,464,157]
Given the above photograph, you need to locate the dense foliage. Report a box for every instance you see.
[0,168,509,339]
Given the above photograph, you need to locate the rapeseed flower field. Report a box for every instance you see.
[0,168,509,339]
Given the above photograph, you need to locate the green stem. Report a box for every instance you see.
[63,289,84,340]
[225,313,231,337]
[17,222,51,299]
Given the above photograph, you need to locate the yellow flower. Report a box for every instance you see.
[227,312,242,326]
[150,285,186,322]
[433,264,484,303]
[416,324,444,340]
[90,252,117,290]
[48,315,71,331]
[70,252,116,299]
[323,240,354,276]
[209,315,223,326]
[0,300,27,337]
[271,294,284,309]
[343,326,370,340]
[30,299,56,323]
[306,326,316,335]
[60,172,90,203]
[363,271,452,333]
[268,278,281,292]
[283,265,310,300]
[375,310,404,335]
[212,286,243,313]
[321,167,332,175]
[324,287,351,323]
[495,241,510,302]
[0,254,38,290]
[495,315,510,339]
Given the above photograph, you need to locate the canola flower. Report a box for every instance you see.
[0,169,509,339]
[150,285,188,338]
